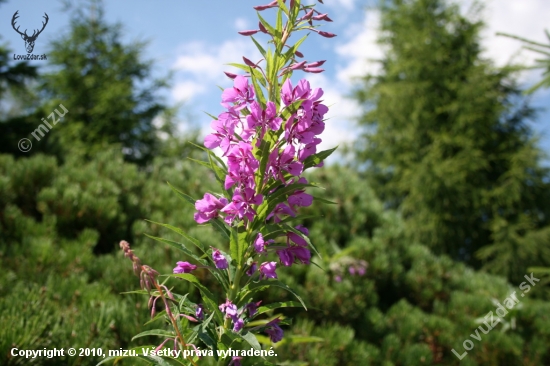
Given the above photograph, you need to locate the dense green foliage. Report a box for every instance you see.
[2,155,550,365]
[354,0,550,284]
[1,0,549,365]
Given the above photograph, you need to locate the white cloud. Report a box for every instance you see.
[335,9,382,85]
[234,17,249,31]
[480,0,550,67]
[325,0,356,11]
[304,72,358,159]
[172,81,207,101]
[171,38,261,103]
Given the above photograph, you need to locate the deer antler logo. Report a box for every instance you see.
[11,11,49,54]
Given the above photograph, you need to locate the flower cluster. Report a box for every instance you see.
[122,0,337,362]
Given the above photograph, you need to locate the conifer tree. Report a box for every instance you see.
[40,0,169,165]
[354,0,550,283]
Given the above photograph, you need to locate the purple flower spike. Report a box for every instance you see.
[212,248,229,269]
[173,261,197,274]
[264,318,284,343]
[259,261,278,280]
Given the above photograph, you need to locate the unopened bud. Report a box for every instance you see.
[238,29,260,36]
[318,30,336,38]
[224,71,238,79]
[306,60,326,67]
[313,13,333,22]
[259,21,268,34]
[304,67,324,73]
[243,56,256,68]
[290,61,307,70]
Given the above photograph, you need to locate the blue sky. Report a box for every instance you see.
[1,0,549,162]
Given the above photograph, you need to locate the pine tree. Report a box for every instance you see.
[353,0,550,283]
[39,0,169,165]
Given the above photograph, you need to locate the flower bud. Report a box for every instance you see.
[304,67,324,73]
[306,60,326,67]
[243,56,256,68]
[224,71,238,79]
[259,21,268,34]
[238,29,260,36]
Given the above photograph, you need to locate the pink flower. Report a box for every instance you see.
[194,193,228,224]
[221,75,255,110]
[264,318,284,343]
[173,261,197,274]
[246,101,282,140]
[259,261,278,280]
[221,188,263,224]
[212,249,229,269]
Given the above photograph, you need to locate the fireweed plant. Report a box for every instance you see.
[114,1,337,365]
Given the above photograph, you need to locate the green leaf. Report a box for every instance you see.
[254,301,304,317]
[230,223,248,267]
[167,182,196,208]
[250,67,267,107]
[276,8,283,36]
[227,63,267,88]
[168,273,224,324]
[250,36,266,58]
[247,280,307,310]
[256,137,274,189]
[283,34,308,63]
[144,234,207,265]
[131,329,175,341]
[237,331,262,351]
[277,0,290,16]
[311,195,337,205]
[282,223,322,259]
[209,218,231,241]
[187,157,212,170]
[145,220,206,253]
[187,141,228,170]
[203,111,218,120]
[257,12,278,39]
[208,152,229,190]
[303,146,338,170]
